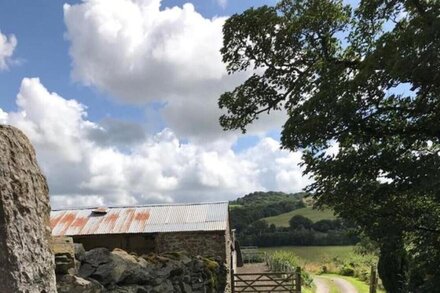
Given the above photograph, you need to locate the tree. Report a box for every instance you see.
[313,219,334,232]
[219,0,440,290]
[289,215,313,230]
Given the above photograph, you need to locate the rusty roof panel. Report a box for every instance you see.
[51,202,228,236]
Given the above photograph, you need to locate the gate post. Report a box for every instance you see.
[369,265,378,293]
[230,253,235,293]
[296,266,302,292]
[231,268,235,293]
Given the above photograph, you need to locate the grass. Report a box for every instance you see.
[262,246,354,266]
[262,246,383,292]
[263,207,336,227]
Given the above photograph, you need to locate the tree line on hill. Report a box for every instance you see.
[230,192,358,247]
[238,215,357,247]
[230,191,306,233]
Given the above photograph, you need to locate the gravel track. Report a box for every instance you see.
[314,275,358,293]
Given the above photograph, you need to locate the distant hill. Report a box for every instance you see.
[229,191,306,233]
[230,191,307,207]
[264,207,337,227]
[229,191,357,247]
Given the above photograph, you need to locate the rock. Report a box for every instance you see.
[90,261,116,286]
[80,247,153,286]
[66,248,227,293]
[57,274,104,293]
[52,237,76,274]
[79,262,96,278]
[85,248,112,268]
[152,280,174,293]
[0,125,56,293]
[180,282,193,293]
[107,285,152,293]
[79,248,112,279]
[74,243,86,262]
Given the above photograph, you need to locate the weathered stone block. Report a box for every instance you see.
[51,236,77,274]
[0,125,56,292]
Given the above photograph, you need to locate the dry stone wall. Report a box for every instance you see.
[57,247,227,293]
[155,231,227,263]
[0,125,56,293]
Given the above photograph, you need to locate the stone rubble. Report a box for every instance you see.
[56,246,227,293]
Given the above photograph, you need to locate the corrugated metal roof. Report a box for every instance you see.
[50,202,229,236]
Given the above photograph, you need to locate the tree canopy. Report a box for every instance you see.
[219,0,440,291]
[289,215,314,230]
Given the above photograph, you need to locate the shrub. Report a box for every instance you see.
[339,265,355,276]
[268,251,313,287]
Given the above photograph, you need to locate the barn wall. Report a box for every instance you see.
[73,234,155,255]
[72,230,231,263]
[155,231,228,262]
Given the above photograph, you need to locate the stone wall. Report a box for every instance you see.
[57,247,228,293]
[70,230,231,265]
[155,231,228,263]
[73,233,156,255]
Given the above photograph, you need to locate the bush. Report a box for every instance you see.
[268,251,313,287]
[339,265,355,276]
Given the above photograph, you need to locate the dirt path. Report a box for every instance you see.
[314,275,358,293]
[236,263,270,274]
[313,277,330,293]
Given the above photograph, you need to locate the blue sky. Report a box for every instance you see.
[0,0,308,207]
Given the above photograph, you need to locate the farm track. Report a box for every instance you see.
[314,275,358,293]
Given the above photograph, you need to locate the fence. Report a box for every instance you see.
[231,247,302,293]
[241,246,267,264]
[232,271,301,293]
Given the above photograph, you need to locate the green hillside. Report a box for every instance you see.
[230,191,307,207]
[264,207,336,227]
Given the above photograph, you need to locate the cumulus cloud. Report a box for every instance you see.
[0,108,8,123]
[86,118,147,147]
[0,30,17,70]
[64,0,285,140]
[1,78,307,208]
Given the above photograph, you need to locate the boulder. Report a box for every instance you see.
[61,246,227,293]
[74,243,86,262]
[57,274,104,293]
[80,248,153,286]
[0,125,56,292]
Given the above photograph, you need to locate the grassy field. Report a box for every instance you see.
[263,207,337,227]
[261,246,382,291]
[262,245,354,265]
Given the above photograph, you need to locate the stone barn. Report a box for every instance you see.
[50,202,232,264]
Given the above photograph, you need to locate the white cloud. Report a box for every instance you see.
[64,0,226,102]
[0,30,17,70]
[63,0,285,140]
[0,108,8,123]
[1,78,308,208]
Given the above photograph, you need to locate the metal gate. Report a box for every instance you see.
[231,270,301,293]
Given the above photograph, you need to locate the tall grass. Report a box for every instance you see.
[267,251,313,287]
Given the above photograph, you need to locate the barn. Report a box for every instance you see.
[50,202,232,264]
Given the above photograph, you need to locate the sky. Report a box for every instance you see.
[0,0,311,208]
